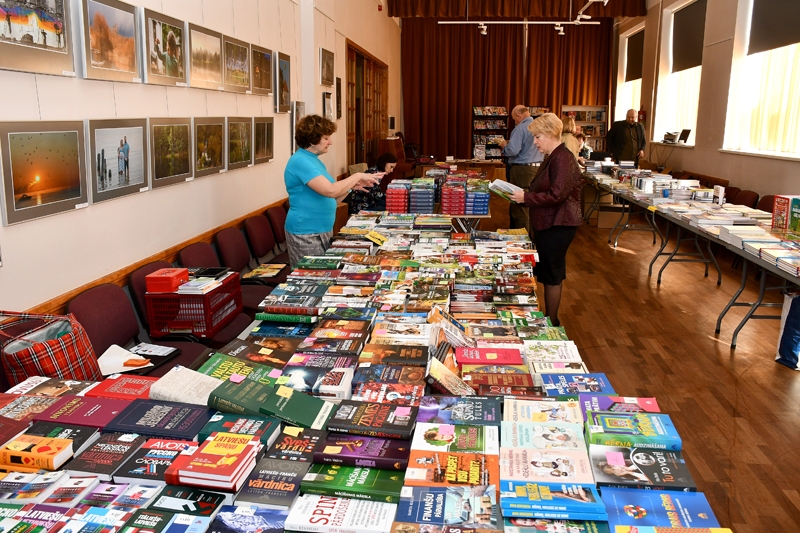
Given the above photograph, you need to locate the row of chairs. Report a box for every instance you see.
[0,205,294,390]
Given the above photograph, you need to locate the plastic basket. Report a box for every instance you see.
[145,274,243,338]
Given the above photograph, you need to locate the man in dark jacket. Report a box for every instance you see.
[606,109,646,164]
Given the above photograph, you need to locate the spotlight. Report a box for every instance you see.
[558,27,565,35]
[479,24,487,36]
[578,14,591,20]
[554,24,562,31]
[603,0,609,5]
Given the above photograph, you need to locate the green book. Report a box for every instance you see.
[259,385,334,430]
[197,352,282,386]
[254,313,318,323]
[120,509,175,533]
[300,464,404,503]
[295,256,342,270]
[197,412,282,447]
[208,379,275,417]
[0,504,25,519]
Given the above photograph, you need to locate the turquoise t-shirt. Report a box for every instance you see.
[284,148,337,234]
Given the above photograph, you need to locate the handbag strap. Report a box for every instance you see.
[0,310,62,338]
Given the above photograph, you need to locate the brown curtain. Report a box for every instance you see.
[388,0,646,18]
[401,18,525,160]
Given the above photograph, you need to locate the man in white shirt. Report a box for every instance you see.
[498,105,544,230]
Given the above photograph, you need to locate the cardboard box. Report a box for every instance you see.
[596,205,625,229]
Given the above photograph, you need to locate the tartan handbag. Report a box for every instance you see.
[0,310,102,386]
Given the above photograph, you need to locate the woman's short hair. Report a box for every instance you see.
[528,113,563,139]
[575,132,586,142]
[295,115,337,149]
[561,116,576,135]
[374,152,398,173]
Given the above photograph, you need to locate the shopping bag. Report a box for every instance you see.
[776,293,800,370]
[0,310,101,386]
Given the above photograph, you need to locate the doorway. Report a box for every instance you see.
[346,40,388,168]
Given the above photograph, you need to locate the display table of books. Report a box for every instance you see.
[0,211,732,533]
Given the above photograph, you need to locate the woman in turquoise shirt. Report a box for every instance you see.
[284,115,381,266]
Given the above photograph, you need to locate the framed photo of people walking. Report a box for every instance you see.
[88,118,148,203]
[0,0,76,76]
[143,9,187,87]
[275,52,290,113]
[0,121,88,226]
[150,117,192,188]
[80,0,141,83]
[188,24,223,91]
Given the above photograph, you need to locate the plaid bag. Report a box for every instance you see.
[0,310,101,386]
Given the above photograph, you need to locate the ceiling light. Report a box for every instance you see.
[578,14,591,20]
[558,27,565,35]
[480,24,487,35]
[554,24,562,31]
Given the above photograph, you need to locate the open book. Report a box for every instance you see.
[488,179,523,201]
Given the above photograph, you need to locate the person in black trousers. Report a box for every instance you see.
[606,109,646,164]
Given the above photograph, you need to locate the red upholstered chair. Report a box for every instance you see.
[281,198,290,212]
[757,195,775,213]
[377,137,416,179]
[130,260,253,350]
[243,216,290,285]
[67,283,211,376]
[724,187,742,204]
[734,190,759,209]
[178,242,271,319]
[265,206,288,253]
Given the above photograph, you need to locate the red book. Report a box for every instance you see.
[462,373,535,391]
[0,416,31,447]
[83,375,159,401]
[477,384,545,397]
[454,347,524,366]
[32,395,133,428]
[165,432,259,485]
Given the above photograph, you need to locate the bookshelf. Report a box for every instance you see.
[472,106,508,160]
[561,105,608,151]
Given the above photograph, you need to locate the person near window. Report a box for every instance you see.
[560,116,580,159]
[348,152,398,215]
[509,113,582,327]
[284,115,381,267]
[606,109,646,164]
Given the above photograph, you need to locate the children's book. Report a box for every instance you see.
[503,399,584,425]
[500,421,586,450]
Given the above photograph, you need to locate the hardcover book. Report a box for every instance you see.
[411,422,499,454]
[425,358,476,397]
[589,444,696,491]
[83,376,159,401]
[208,379,275,418]
[104,400,215,441]
[357,344,430,366]
[148,367,222,406]
[0,435,73,471]
[404,450,499,488]
[0,419,39,451]
[258,386,335,430]
[284,494,397,533]
[264,427,327,462]
[503,399,584,425]
[32,396,132,429]
[172,433,258,483]
[67,433,148,481]
[352,364,426,386]
[25,421,101,456]
[540,373,616,396]
[113,439,199,487]
[462,373,534,390]
[234,458,309,509]
[417,396,501,426]
[312,434,410,470]
[208,506,288,533]
[197,414,282,449]
[148,486,227,517]
[585,411,682,451]
[6,378,99,397]
[196,354,281,387]
[500,421,585,450]
[351,383,424,406]
[499,448,595,486]
[393,485,502,532]
[300,464,404,503]
[278,367,354,400]
[245,322,315,339]
[601,488,719,530]
[461,365,528,375]
[454,347,524,366]
[42,477,100,507]
[327,401,418,440]
[477,385,544,398]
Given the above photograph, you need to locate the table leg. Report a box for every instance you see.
[716,260,748,333]
[707,239,722,285]
[608,198,627,244]
[731,264,767,349]
[657,227,684,284]
[694,236,710,278]
[648,220,670,277]
[584,186,601,222]
[645,210,659,245]
[614,201,635,248]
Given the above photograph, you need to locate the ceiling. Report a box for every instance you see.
[386,0,647,19]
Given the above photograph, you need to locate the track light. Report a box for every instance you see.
[554,24,562,31]
[577,14,591,20]
[479,24,487,36]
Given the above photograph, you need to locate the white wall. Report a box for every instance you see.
[0,0,402,311]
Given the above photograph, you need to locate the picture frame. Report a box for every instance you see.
[251,44,272,96]
[88,118,148,203]
[227,117,252,170]
[290,101,305,154]
[275,52,290,113]
[80,0,140,83]
[253,117,274,165]
[336,77,342,120]
[319,48,334,87]
[0,121,88,226]
[194,117,225,177]
[150,118,192,188]
[0,0,75,77]
[322,92,333,121]
[223,35,250,93]
[143,9,187,87]
[188,24,223,91]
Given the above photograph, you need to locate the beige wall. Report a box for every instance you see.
[0,0,402,311]
[618,0,800,195]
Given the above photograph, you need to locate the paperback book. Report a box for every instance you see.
[393,485,502,532]
[503,399,584,425]
[589,444,696,491]
[411,422,499,454]
[578,394,660,420]
[312,434,410,471]
[500,421,585,450]
[148,486,227,517]
[220,338,301,369]
[540,373,616,396]
[425,358,476,396]
[208,380,275,418]
[6,378,98,397]
[499,482,606,515]
[499,447,595,486]
[357,344,430,366]
[208,506,288,533]
[264,427,327,463]
[417,396,501,426]
[585,411,682,451]
[284,494,397,533]
[300,464,404,503]
[351,383,424,406]
[24,421,100,456]
[259,386,335,430]
[67,433,148,481]
[246,322,315,339]
[32,396,132,429]
[83,375,159,401]
[196,354,281,387]
[113,439,199,487]
[404,450,498,488]
[196,414,282,449]
[326,400,418,440]
[352,364,426,386]
[601,488,719,529]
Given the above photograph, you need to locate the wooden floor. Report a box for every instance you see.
[561,222,800,532]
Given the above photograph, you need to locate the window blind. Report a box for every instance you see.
[672,0,706,73]
[749,0,800,56]
[625,30,645,82]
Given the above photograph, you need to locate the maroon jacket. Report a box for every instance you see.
[523,143,583,231]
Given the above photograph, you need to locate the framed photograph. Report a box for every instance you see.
[335,77,342,119]
[319,48,333,87]
[143,9,186,86]
[275,52,290,113]
[88,119,147,203]
[251,44,272,96]
[0,0,75,76]
[223,35,250,93]
[0,121,88,226]
[81,0,140,83]
[322,92,333,121]
[254,117,273,165]
[227,117,252,170]
[194,117,225,177]
[290,101,305,154]
[188,24,222,90]
[150,118,192,188]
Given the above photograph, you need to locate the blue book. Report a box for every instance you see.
[499,483,605,514]
[394,485,500,530]
[540,373,616,396]
[207,505,288,533]
[501,508,609,521]
[247,322,315,338]
[503,517,610,533]
[103,400,215,441]
[585,411,683,451]
[417,395,501,426]
[601,487,719,529]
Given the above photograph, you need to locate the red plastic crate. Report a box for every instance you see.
[145,274,242,338]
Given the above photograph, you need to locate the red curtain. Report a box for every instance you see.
[388,0,646,19]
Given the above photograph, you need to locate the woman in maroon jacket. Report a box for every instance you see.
[510,113,583,327]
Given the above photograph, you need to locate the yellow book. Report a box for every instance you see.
[0,435,73,471]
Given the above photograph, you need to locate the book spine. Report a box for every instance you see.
[0,451,57,470]
[326,425,412,441]
[259,306,319,316]
[207,394,250,416]
[255,313,318,323]
[299,485,397,503]
[500,509,608,521]
[596,481,696,492]
[501,501,607,512]
[312,453,407,471]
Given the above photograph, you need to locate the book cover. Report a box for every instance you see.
[326,401,418,440]
[32,396,132,429]
[234,458,309,509]
[175,433,258,482]
[411,422,499,454]
[79,483,129,508]
[219,338,300,370]
[113,439,199,487]
[404,450,499,488]
[148,486,227,517]
[307,328,368,341]
[417,396,501,426]
[351,383,424,406]
[477,385,544,398]
[0,473,40,499]
[522,340,581,363]
[500,421,585,450]
[6,377,98,397]
[0,435,73,470]
[12,503,77,530]
[312,434,410,471]
[578,394,660,421]
[0,516,46,533]
[601,488,719,529]
[499,448,594,486]
[278,367,354,401]
[264,427,327,463]
[284,354,358,369]
[461,365,528,375]
[352,364,426,386]
[269,282,333,298]
[107,485,162,512]
[148,367,222,406]
[503,517,609,533]
[252,313,319,324]
[425,358,476,397]
[532,362,588,374]
[104,400,215,441]
[42,477,100,506]
[208,506,288,533]
[300,464,403,503]
[284,494,397,533]
[462,373,534,389]
[24,421,101,456]
[197,414,281,449]
[357,344,430,366]
[67,433,147,481]
[258,386,335,430]
[208,380,275,418]
[196,354,281,388]
[121,508,175,533]
[499,482,606,514]
[161,514,211,533]
[9,471,69,504]
[393,485,502,532]
[589,445,696,491]
[258,295,322,316]
[454,347,523,366]
[318,307,377,322]
[585,411,682,451]
[295,338,363,357]
[246,322,315,339]
[83,375,159,401]
[0,419,35,451]
[540,374,615,396]
[503,399,584,425]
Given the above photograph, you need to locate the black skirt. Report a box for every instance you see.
[533,225,578,285]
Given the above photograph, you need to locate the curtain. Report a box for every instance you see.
[388,0,646,19]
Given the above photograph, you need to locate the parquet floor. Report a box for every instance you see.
[561,222,800,532]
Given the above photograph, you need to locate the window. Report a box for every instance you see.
[615,29,644,121]
[724,0,800,156]
[653,0,706,145]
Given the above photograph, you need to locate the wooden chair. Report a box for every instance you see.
[348,163,368,175]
